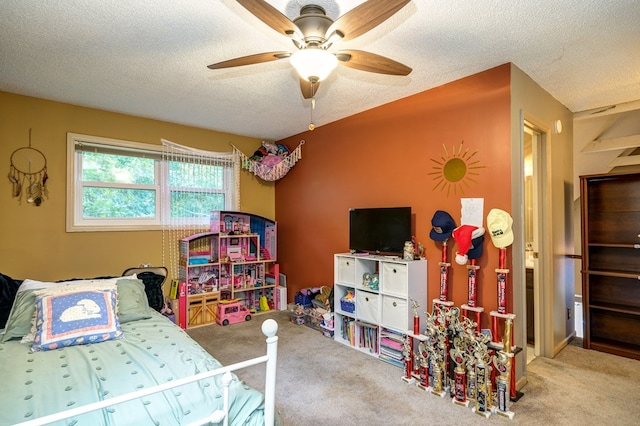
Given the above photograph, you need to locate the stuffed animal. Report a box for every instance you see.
[276,143,290,156]
[314,286,332,308]
[301,287,322,296]
[262,140,279,155]
[250,146,268,161]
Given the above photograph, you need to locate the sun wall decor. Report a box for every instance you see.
[429,140,485,196]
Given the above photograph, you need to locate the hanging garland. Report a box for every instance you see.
[232,140,304,182]
[8,129,48,206]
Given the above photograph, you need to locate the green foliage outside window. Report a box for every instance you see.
[169,161,223,189]
[170,191,224,218]
[82,152,154,184]
[80,152,227,220]
[83,187,155,218]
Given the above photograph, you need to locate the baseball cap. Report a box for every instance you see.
[467,234,485,260]
[487,208,514,248]
[430,210,456,241]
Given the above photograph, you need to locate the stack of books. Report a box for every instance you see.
[379,327,405,368]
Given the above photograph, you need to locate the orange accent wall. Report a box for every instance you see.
[276,64,513,323]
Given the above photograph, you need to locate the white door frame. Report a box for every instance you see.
[522,116,554,359]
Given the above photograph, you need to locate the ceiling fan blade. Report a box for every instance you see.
[300,78,320,99]
[207,52,290,69]
[326,0,410,42]
[336,50,412,76]
[236,0,300,36]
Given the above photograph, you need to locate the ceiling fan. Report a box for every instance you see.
[208,0,412,99]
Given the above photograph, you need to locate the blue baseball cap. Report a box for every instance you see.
[430,210,456,241]
[467,234,485,260]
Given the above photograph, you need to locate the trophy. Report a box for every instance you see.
[466,352,477,401]
[450,341,469,407]
[445,307,461,397]
[492,316,516,419]
[472,336,493,418]
[493,351,515,418]
[423,313,437,389]
[417,340,430,390]
[402,335,415,384]
[430,349,445,397]
[431,333,447,397]
[411,298,421,334]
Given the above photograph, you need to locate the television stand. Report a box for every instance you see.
[333,253,428,364]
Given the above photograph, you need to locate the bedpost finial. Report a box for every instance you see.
[262,319,278,337]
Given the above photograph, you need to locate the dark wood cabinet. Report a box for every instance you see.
[580,171,640,360]
[526,268,535,345]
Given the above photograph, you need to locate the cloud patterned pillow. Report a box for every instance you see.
[31,289,123,352]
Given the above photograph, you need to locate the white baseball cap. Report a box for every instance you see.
[487,208,514,248]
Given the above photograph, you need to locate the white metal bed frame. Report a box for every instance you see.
[14,319,279,426]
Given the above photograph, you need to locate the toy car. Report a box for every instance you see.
[216,299,252,326]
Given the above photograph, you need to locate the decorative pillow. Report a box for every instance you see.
[22,281,119,344]
[31,288,123,352]
[1,278,118,342]
[116,278,153,323]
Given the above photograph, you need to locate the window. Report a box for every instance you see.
[67,133,238,232]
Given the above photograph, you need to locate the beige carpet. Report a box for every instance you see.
[187,311,640,425]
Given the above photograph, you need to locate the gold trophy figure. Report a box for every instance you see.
[411,298,420,335]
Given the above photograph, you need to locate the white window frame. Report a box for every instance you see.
[66,133,237,232]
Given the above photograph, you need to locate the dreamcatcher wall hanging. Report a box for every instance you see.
[8,129,48,206]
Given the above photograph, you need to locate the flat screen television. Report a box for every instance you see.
[349,207,412,255]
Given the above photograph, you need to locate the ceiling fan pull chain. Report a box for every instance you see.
[309,98,315,131]
[308,80,317,131]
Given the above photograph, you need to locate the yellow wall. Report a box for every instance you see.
[0,91,274,282]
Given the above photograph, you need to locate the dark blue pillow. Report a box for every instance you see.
[1,273,22,329]
[135,271,165,313]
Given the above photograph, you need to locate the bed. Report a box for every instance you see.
[0,268,278,426]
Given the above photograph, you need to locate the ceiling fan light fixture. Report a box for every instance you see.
[290,48,338,82]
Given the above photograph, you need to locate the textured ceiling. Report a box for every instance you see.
[1,0,639,141]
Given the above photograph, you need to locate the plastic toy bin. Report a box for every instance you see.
[304,309,324,332]
[290,313,304,325]
[340,298,355,313]
[289,304,305,325]
[294,293,313,307]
